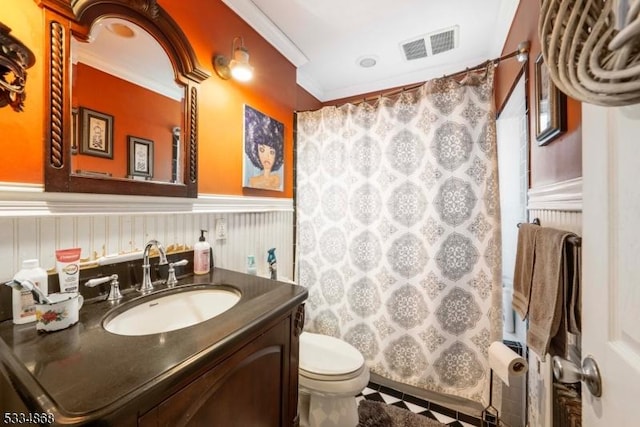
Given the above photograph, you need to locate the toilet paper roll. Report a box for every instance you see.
[488,341,528,386]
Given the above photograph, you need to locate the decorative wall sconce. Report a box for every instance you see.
[516,40,530,63]
[0,22,36,112]
[213,37,254,82]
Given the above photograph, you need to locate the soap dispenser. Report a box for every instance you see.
[194,230,211,275]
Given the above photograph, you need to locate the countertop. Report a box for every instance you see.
[0,268,307,425]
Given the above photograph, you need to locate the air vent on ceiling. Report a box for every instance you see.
[402,39,428,61]
[400,25,459,61]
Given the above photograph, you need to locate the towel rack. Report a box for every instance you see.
[517,218,581,247]
[567,236,581,248]
[516,218,540,228]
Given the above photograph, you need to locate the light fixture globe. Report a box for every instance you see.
[213,37,253,82]
[229,47,254,82]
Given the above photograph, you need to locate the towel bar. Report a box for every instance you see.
[517,218,581,247]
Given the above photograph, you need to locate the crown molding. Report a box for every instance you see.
[221,0,308,67]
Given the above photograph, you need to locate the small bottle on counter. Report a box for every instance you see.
[194,229,211,275]
[267,248,277,280]
[12,259,48,324]
[247,255,257,275]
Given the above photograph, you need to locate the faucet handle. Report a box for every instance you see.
[169,259,189,268]
[167,259,189,287]
[85,274,122,301]
[85,275,113,288]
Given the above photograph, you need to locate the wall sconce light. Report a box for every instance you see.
[516,41,530,63]
[213,37,254,82]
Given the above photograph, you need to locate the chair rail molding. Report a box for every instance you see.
[0,183,293,216]
[527,177,583,212]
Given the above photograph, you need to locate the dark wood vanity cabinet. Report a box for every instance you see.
[138,307,302,427]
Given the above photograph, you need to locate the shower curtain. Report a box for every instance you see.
[295,66,502,404]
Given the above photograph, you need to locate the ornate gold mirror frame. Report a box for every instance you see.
[36,0,209,198]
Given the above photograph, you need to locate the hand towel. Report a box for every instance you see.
[511,223,540,319]
[567,243,582,334]
[527,227,576,358]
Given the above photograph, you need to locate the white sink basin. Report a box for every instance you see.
[104,287,240,336]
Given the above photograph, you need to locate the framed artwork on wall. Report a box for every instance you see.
[534,53,566,146]
[80,107,114,158]
[242,104,284,191]
[127,136,154,179]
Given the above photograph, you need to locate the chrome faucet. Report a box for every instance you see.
[140,239,168,294]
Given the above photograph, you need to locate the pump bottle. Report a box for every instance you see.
[194,230,211,275]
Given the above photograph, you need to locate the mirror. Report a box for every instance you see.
[71,17,183,184]
[39,0,209,198]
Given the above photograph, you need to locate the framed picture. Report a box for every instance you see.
[534,53,566,146]
[242,105,284,191]
[80,107,114,158]
[127,136,154,179]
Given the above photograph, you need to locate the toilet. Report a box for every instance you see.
[298,332,370,427]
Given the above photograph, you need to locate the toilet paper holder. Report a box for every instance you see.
[552,355,602,397]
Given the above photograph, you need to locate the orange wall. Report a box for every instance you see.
[159,0,301,197]
[495,0,582,187]
[73,63,181,181]
[296,86,323,112]
[1,0,323,198]
[0,0,45,184]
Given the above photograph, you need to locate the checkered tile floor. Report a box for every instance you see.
[357,381,483,427]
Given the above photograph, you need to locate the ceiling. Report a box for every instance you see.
[222,0,521,102]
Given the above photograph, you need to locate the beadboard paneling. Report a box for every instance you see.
[528,209,582,235]
[0,190,294,282]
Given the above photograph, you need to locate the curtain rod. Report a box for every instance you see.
[296,43,528,112]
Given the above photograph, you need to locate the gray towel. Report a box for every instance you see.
[567,244,581,334]
[527,227,577,358]
[512,223,540,318]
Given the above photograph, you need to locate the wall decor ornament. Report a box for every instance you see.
[128,136,154,179]
[0,22,36,112]
[540,0,640,106]
[80,107,114,158]
[243,105,284,191]
[534,53,566,146]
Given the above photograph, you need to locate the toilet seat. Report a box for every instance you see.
[300,363,366,382]
[299,332,364,380]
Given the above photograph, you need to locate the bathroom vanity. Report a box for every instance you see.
[0,268,307,426]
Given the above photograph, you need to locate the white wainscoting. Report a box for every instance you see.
[525,177,583,427]
[0,184,294,282]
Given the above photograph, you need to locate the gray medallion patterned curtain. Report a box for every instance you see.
[295,66,502,403]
